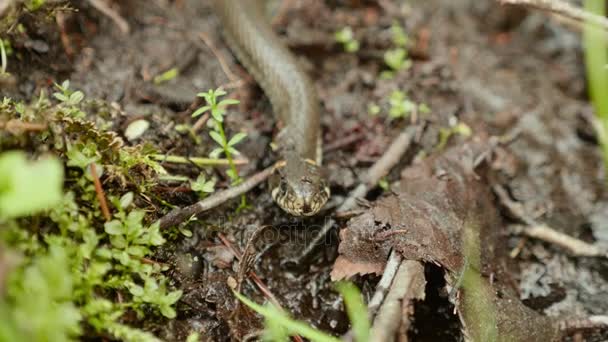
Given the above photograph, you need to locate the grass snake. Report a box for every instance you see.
[212,0,330,216]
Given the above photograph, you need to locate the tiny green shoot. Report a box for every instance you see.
[153,67,179,85]
[193,87,248,207]
[335,27,360,53]
[583,0,608,179]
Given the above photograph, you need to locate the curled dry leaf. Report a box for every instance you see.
[333,139,560,341]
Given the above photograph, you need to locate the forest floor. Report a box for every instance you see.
[1,0,608,341]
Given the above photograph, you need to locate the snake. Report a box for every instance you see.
[212,0,330,216]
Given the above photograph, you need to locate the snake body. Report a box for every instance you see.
[212,0,330,216]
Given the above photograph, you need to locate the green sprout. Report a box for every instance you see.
[0,38,8,74]
[583,0,608,179]
[388,90,416,119]
[190,173,216,197]
[153,67,179,85]
[193,87,247,206]
[335,27,360,53]
[53,80,86,118]
[381,22,413,79]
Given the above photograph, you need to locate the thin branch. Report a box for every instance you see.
[157,163,278,229]
[494,185,607,258]
[88,0,130,34]
[369,260,426,342]
[367,250,402,318]
[90,163,111,221]
[499,0,608,32]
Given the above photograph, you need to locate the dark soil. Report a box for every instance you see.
[3,0,608,341]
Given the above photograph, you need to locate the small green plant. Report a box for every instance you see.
[335,27,360,53]
[53,80,86,118]
[436,120,472,151]
[381,22,413,79]
[0,151,63,219]
[368,90,430,119]
[234,281,370,342]
[583,0,608,178]
[193,88,245,182]
[0,94,181,341]
[190,173,216,198]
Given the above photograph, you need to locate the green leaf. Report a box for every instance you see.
[209,131,225,146]
[192,105,210,117]
[228,132,247,146]
[160,305,176,319]
[210,108,224,122]
[0,151,64,219]
[218,98,239,107]
[104,220,124,235]
[119,192,134,209]
[53,92,69,102]
[127,245,147,257]
[164,290,183,305]
[234,292,341,342]
[335,282,370,342]
[209,147,224,159]
[227,146,240,156]
[69,91,84,104]
[110,235,127,249]
[128,282,145,297]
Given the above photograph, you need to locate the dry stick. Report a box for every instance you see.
[367,250,402,318]
[157,164,278,229]
[499,0,608,32]
[90,163,111,221]
[369,260,426,342]
[288,125,419,265]
[494,185,608,258]
[88,0,130,34]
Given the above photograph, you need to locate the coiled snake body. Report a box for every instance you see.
[212,0,330,216]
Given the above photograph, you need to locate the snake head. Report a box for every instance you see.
[270,158,330,216]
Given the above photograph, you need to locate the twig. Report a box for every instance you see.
[287,125,419,265]
[88,0,130,34]
[218,233,282,308]
[149,154,249,166]
[157,163,278,229]
[90,163,111,221]
[512,224,607,258]
[323,132,365,154]
[559,315,608,332]
[494,185,607,258]
[191,112,209,134]
[199,32,243,87]
[367,250,402,318]
[369,260,426,342]
[499,0,608,32]
[0,120,47,133]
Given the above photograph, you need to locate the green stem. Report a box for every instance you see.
[0,38,6,74]
[217,121,247,207]
[149,154,246,166]
[584,0,608,181]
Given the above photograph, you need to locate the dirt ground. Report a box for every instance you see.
[3,0,608,341]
